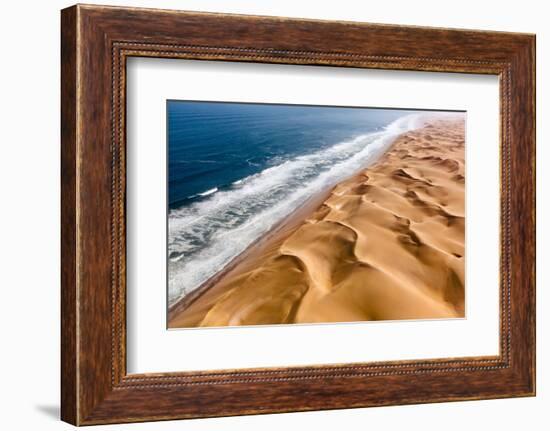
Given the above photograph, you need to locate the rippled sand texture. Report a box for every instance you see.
[168,117,465,328]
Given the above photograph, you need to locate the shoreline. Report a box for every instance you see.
[167,127,398,321]
[168,119,464,328]
[167,186,333,321]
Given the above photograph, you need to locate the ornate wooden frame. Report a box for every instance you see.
[61,4,536,425]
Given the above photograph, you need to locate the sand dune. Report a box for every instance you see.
[168,117,466,328]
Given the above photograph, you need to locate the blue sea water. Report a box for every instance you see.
[167,101,427,304]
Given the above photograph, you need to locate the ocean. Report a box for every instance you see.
[167,101,425,305]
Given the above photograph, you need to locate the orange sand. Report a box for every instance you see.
[168,117,465,328]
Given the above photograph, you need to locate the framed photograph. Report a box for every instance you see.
[61,4,536,425]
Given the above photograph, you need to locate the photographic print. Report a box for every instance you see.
[167,101,466,328]
[61,6,536,423]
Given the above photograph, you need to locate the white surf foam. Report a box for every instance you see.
[198,187,218,197]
